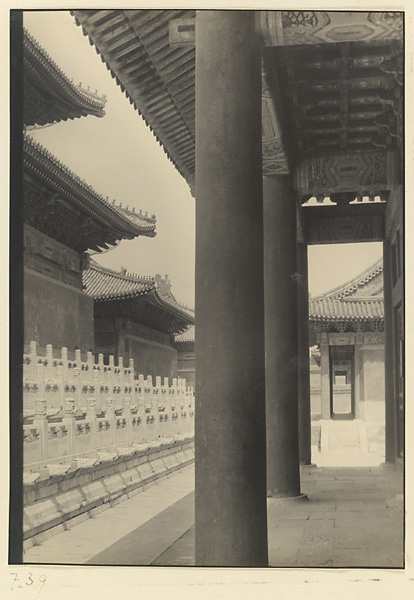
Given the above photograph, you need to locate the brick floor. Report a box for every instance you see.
[23,462,403,568]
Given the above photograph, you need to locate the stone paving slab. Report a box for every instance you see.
[86,491,195,566]
[152,526,195,566]
[23,462,403,568]
[266,464,403,568]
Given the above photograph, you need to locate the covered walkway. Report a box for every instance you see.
[23,462,403,568]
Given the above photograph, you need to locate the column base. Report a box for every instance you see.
[267,493,308,506]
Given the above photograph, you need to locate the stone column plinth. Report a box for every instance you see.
[195,10,268,566]
[297,242,311,465]
[264,175,301,498]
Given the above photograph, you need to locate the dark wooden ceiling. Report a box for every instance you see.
[268,39,403,161]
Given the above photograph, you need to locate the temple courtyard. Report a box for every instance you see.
[23,455,403,568]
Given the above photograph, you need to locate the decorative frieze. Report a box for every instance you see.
[329,333,356,346]
[385,185,403,239]
[304,207,385,245]
[261,60,290,176]
[364,332,385,345]
[170,13,403,48]
[295,151,399,199]
[259,11,403,46]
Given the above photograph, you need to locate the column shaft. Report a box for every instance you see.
[264,175,301,498]
[297,242,311,465]
[354,338,363,419]
[195,10,268,566]
[383,238,396,463]
[320,336,331,420]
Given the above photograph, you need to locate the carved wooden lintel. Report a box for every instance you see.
[304,204,385,244]
[295,150,399,199]
[169,12,402,48]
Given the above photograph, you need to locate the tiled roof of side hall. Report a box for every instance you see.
[309,258,384,322]
[83,261,156,300]
[24,27,107,126]
[72,9,197,192]
[309,297,384,322]
[83,261,195,323]
[24,133,157,239]
[174,325,195,343]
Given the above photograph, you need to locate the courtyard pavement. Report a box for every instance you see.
[23,460,404,569]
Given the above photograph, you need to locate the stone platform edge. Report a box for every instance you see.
[23,435,194,549]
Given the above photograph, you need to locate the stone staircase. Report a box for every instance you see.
[312,419,385,467]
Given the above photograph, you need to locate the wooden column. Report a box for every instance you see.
[353,335,364,419]
[320,333,331,420]
[297,242,311,465]
[383,238,396,463]
[195,10,268,566]
[264,175,301,498]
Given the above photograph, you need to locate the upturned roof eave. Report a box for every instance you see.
[71,9,196,193]
[24,27,107,125]
[83,264,194,325]
[24,134,157,239]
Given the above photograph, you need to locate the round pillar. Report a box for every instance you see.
[383,238,396,463]
[297,242,312,465]
[320,335,331,420]
[264,175,301,498]
[195,10,268,566]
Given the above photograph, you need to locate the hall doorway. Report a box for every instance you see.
[330,345,355,419]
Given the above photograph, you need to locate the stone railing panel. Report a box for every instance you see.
[23,342,195,467]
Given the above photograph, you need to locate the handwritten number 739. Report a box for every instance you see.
[10,573,47,592]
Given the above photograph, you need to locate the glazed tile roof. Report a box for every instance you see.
[24,133,157,244]
[83,261,195,323]
[24,27,107,126]
[174,325,195,343]
[309,297,384,322]
[83,261,155,300]
[309,259,384,322]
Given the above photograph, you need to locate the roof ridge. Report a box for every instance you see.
[311,258,383,301]
[88,259,154,283]
[340,296,384,302]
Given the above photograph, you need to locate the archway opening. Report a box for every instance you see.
[308,242,385,467]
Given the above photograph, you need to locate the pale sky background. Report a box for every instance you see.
[24,9,383,305]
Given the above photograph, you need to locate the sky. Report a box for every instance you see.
[24,10,383,304]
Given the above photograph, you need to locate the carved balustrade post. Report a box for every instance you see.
[62,397,76,457]
[33,394,48,462]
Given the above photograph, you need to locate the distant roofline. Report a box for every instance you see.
[310,258,383,302]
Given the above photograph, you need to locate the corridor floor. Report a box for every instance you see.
[23,462,403,568]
